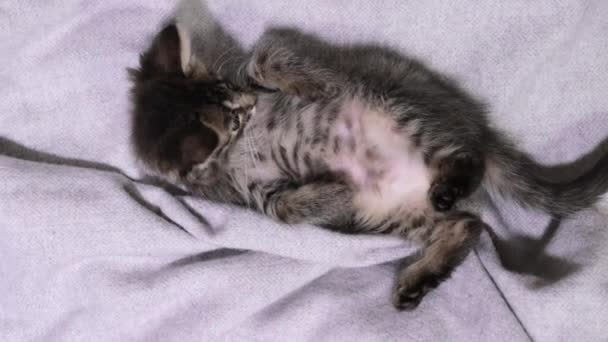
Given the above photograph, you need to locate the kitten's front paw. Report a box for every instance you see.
[246,49,285,91]
[284,79,339,102]
[392,272,441,311]
[247,48,340,101]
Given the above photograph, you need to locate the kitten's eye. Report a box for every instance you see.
[219,82,238,91]
[218,82,235,90]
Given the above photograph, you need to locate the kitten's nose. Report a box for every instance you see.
[222,91,256,114]
[236,93,256,113]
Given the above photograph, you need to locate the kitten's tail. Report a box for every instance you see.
[483,133,608,217]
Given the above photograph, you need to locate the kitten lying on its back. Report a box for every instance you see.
[130,24,608,310]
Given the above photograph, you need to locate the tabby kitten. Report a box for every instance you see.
[130,24,608,310]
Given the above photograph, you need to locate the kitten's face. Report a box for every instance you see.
[129,24,255,182]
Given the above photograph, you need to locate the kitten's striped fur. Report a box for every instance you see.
[130,24,608,310]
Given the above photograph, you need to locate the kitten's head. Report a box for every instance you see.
[129,24,255,183]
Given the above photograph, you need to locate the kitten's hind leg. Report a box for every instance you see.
[393,212,483,310]
[429,150,485,211]
[252,180,354,228]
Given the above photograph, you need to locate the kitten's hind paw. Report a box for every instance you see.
[429,152,482,211]
[392,272,441,311]
[430,182,459,212]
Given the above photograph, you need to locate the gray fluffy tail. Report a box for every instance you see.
[483,133,608,217]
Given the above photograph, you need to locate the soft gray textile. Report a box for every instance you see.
[1,1,607,341]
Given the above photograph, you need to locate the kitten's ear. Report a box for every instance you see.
[138,24,207,79]
[145,24,183,76]
[175,25,209,78]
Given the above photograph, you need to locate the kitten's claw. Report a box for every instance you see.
[392,273,440,311]
[393,291,424,311]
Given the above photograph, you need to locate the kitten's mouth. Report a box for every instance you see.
[230,109,245,131]
[229,104,255,132]
[220,91,257,132]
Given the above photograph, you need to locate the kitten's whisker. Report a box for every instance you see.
[243,127,258,170]
[248,133,259,169]
[235,56,249,84]
[217,55,241,77]
[211,45,238,71]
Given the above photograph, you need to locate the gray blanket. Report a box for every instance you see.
[1,1,607,341]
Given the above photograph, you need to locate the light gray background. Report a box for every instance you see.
[1,1,607,341]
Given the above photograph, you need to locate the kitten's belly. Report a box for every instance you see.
[327,100,432,223]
